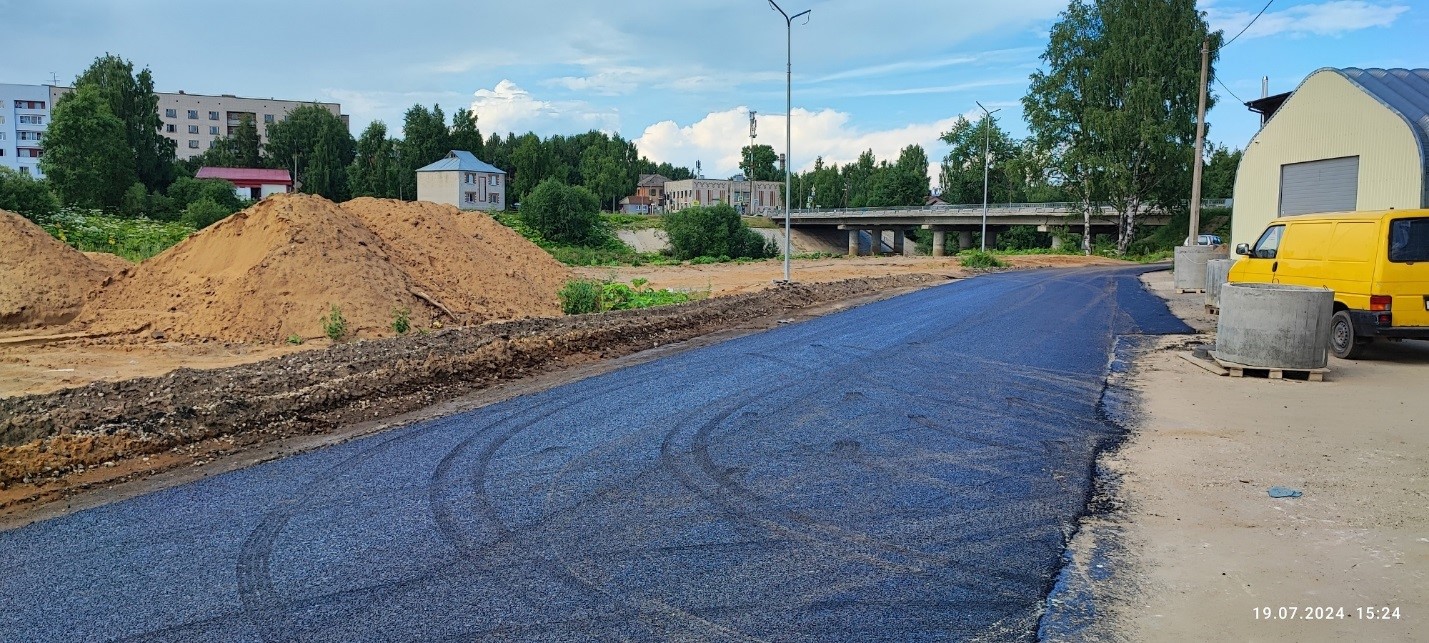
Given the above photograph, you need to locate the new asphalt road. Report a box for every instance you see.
[0,266,1189,642]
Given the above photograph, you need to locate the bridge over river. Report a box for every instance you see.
[767,202,1174,256]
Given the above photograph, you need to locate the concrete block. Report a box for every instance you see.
[1204,259,1231,308]
[1216,283,1333,369]
[1173,245,1225,291]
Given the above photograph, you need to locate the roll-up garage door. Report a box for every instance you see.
[1279,156,1359,216]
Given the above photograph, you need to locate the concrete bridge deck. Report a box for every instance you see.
[767,202,1172,256]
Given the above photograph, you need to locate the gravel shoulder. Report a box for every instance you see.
[1069,268,1428,641]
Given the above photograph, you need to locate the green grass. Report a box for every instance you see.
[958,250,1008,269]
[741,216,778,229]
[558,278,705,315]
[42,209,195,261]
[602,213,664,230]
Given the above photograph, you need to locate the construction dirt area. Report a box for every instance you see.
[10,194,1419,640]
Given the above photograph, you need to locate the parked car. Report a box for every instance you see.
[1230,209,1429,358]
[1196,234,1223,246]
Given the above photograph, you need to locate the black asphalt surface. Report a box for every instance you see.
[0,266,1189,642]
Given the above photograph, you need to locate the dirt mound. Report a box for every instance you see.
[340,198,568,323]
[78,194,568,343]
[0,211,110,330]
[83,252,133,275]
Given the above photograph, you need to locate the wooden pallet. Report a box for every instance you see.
[1210,353,1328,382]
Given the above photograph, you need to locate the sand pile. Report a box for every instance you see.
[79,194,569,342]
[341,198,569,323]
[83,252,133,275]
[0,210,110,329]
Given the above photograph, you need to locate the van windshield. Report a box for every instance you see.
[1388,218,1429,262]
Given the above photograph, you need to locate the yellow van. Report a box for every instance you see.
[1230,209,1429,359]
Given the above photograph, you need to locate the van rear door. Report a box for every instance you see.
[1378,216,1429,327]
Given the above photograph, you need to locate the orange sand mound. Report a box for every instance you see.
[0,210,110,329]
[79,194,569,343]
[340,197,569,323]
[83,252,133,275]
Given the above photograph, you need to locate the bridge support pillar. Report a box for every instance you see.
[958,231,973,250]
[984,229,998,251]
[933,231,946,257]
[870,228,882,255]
[1050,234,1064,251]
[848,229,859,257]
[893,230,905,255]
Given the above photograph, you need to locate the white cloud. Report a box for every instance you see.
[1206,1,1408,40]
[321,88,468,135]
[634,106,1019,184]
[468,80,620,135]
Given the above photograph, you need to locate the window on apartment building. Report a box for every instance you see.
[165,124,176,133]
[13,100,45,109]
[17,132,43,141]
[210,126,219,135]
[165,108,177,118]
[489,175,500,186]
[18,115,43,125]
[188,140,199,149]
[187,125,198,134]
[17,148,41,158]
[264,114,274,123]
[488,193,499,204]
[0,149,5,156]
[18,166,28,174]
[0,132,5,140]
[465,192,478,203]
[208,111,219,120]
[187,110,198,119]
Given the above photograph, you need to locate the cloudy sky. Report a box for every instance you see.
[6,0,1419,182]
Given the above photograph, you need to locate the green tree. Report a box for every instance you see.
[1202,143,1241,200]
[939,115,1021,205]
[664,202,773,260]
[509,133,547,202]
[40,85,137,210]
[450,108,484,158]
[73,54,176,192]
[265,104,355,201]
[181,197,235,229]
[0,167,61,221]
[398,104,451,200]
[1025,0,1218,254]
[521,178,603,245]
[349,121,401,198]
[739,144,782,181]
[580,146,626,211]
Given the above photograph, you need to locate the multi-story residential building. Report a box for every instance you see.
[416,150,507,211]
[0,83,52,177]
[0,82,349,173]
[50,86,347,160]
[662,177,783,214]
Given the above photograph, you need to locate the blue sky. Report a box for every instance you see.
[5,0,1420,181]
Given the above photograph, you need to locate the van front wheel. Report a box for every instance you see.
[1330,311,1370,359]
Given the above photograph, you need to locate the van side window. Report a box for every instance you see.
[1388,218,1429,263]
[1252,225,1285,259]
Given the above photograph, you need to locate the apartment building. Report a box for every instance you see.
[0,82,349,172]
[663,177,783,214]
[49,86,347,160]
[0,83,51,177]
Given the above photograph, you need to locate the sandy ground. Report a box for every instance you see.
[1083,269,1427,641]
[2,254,1126,398]
[574,253,1128,296]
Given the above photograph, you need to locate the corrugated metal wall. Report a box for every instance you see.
[1231,71,1424,252]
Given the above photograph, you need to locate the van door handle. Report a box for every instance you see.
[1271,262,1278,272]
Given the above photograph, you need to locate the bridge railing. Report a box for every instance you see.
[782,202,1086,216]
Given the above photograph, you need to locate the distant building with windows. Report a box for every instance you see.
[416,150,507,211]
[662,176,783,214]
[195,167,293,201]
[0,82,348,173]
[0,83,52,177]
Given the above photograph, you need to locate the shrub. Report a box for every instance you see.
[42,209,194,261]
[322,305,348,341]
[0,167,60,222]
[391,308,411,335]
[286,334,304,345]
[181,197,233,229]
[959,250,1006,269]
[664,203,773,260]
[521,179,605,246]
[558,279,603,315]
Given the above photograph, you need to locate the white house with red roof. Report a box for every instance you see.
[194,167,293,201]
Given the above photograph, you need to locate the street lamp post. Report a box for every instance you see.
[770,0,809,283]
[748,110,757,215]
[975,101,1001,252]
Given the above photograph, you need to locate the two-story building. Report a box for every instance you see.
[663,176,783,214]
[416,150,507,211]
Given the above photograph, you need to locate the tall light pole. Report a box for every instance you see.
[976,101,1001,252]
[748,110,757,215]
[770,0,809,283]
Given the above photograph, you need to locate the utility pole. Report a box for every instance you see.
[749,110,757,215]
[770,0,810,283]
[976,101,1001,252]
[1188,39,1210,246]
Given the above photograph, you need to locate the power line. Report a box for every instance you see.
[1222,0,1275,49]
[1217,76,1246,104]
